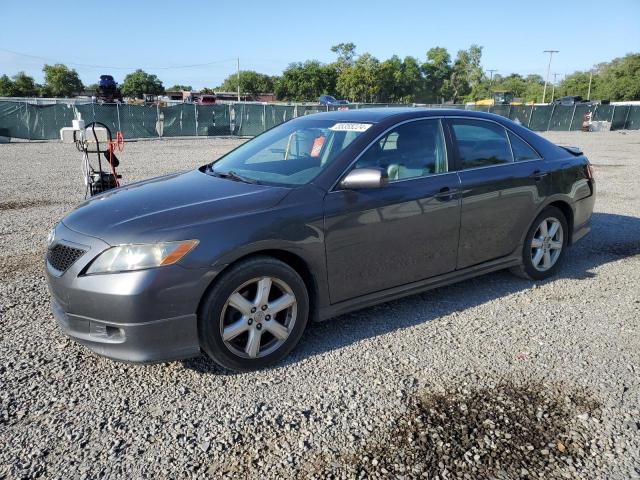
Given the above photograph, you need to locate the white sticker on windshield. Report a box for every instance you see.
[329,122,372,132]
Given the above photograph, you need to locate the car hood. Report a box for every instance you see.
[62,169,290,244]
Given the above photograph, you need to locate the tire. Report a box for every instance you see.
[198,256,309,371]
[511,206,569,281]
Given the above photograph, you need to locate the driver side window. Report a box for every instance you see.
[354,119,448,181]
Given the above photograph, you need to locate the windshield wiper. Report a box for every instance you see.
[209,169,259,184]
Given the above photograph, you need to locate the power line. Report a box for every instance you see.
[0,48,237,70]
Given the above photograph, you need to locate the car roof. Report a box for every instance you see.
[301,107,511,123]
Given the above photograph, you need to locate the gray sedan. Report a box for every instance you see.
[45,109,596,371]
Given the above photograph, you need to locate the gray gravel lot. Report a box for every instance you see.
[1,131,639,479]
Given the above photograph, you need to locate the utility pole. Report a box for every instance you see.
[487,69,498,86]
[542,50,559,104]
[587,70,594,101]
[551,73,561,103]
[237,58,241,102]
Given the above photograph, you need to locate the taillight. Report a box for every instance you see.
[584,162,594,181]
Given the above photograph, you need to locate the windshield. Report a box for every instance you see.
[208,119,371,186]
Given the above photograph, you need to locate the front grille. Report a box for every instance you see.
[47,244,87,273]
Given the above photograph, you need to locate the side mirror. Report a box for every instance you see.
[340,168,389,190]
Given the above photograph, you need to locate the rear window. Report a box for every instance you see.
[449,119,513,169]
[508,131,541,162]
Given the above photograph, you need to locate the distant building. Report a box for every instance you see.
[163,90,277,103]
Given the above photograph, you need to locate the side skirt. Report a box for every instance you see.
[317,255,522,321]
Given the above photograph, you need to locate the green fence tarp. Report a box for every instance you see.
[548,105,574,131]
[265,105,295,130]
[569,105,592,131]
[611,106,630,130]
[1,100,639,140]
[528,105,554,131]
[0,101,31,139]
[626,106,640,130]
[118,104,158,138]
[163,104,197,137]
[508,105,532,126]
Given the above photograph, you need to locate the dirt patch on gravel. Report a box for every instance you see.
[307,379,601,479]
[0,251,43,280]
[0,199,56,211]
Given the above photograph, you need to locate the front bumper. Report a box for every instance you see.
[51,299,200,363]
[45,222,214,363]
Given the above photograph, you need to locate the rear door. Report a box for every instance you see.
[446,118,548,269]
[323,118,461,303]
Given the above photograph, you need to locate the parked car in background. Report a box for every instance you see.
[45,108,595,371]
[319,95,349,106]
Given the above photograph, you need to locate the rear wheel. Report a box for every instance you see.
[511,206,568,280]
[198,257,309,371]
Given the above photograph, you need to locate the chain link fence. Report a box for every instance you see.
[1,100,639,140]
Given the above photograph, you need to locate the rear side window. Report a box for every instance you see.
[508,131,541,162]
[450,119,513,169]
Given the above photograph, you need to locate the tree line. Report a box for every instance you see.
[1,46,638,103]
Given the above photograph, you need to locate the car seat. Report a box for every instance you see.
[387,130,437,181]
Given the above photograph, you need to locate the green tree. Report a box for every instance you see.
[596,53,640,101]
[218,71,275,97]
[521,74,545,103]
[422,47,452,103]
[377,55,403,102]
[121,69,164,98]
[168,84,193,91]
[448,52,472,103]
[456,45,486,101]
[556,71,593,99]
[275,61,336,101]
[11,72,38,97]
[492,73,528,98]
[41,64,83,97]
[336,53,381,102]
[330,42,357,71]
[200,87,215,94]
[0,74,15,96]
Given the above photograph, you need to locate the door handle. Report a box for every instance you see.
[529,170,548,181]
[435,186,457,201]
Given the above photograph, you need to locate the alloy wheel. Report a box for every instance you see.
[530,217,563,272]
[219,276,297,359]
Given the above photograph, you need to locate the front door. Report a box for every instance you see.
[323,118,461,304]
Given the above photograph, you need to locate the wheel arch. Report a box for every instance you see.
[196,249,321,323]
[546,200,574,245]
[518,198,575,249]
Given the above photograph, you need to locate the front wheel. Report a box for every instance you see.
[511,206,568,280]
[198,257,309,371]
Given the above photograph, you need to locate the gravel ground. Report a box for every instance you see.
[1,131,639,479]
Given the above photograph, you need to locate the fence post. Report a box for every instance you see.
[568,104,578,131]
[263,103,267,133]
[116,103,121,132]
[623,105,631,129]
[527,106,534,129]
[546,104,556,131]
[610,105,615,129]
[194,103,198,136]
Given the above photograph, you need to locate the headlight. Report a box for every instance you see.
[47,226,56,247]
[85,240,198,274]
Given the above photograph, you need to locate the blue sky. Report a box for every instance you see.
[1,0,638,89]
